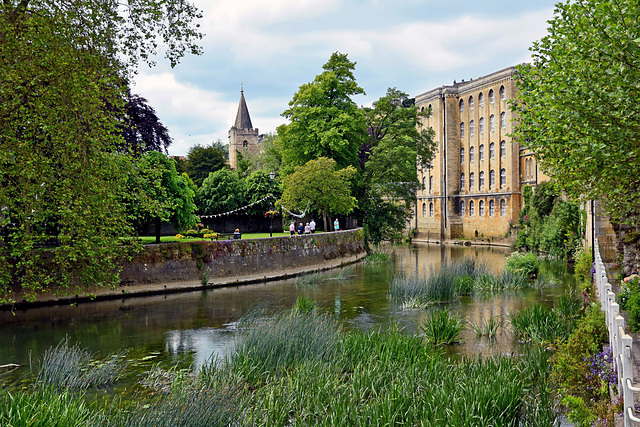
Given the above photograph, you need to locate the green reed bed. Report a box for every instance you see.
[363,251,390,265]
[509,303,575,344]
[470,315,500,339]
[419,308,465,345]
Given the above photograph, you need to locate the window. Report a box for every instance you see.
[469,200,475,216]
[469,96,474,109]
[479,117,484,134]
[423,177,427,191]
[500,168,506,188]
[460,122,465,138]
[460,173,465,190]
[429,203,434,217]
[479,144,485,161]
[489,89,494,104]
[469,146,475,162]
[479,171,485,188]
[459,99,464,113]
[242,140,248,148]
[470,120,475,137]
[479,200,485,216]
[500,112,506,129]
[460,200,465,216]
[430,176,434,192]
[489,142,495,159]
[422,203,427,217]
[460,148,465,163]
[469,172,475,189]
[490,115,495,132]
[489,200,495,216]
[500,199,506,216]
[500,86,506,100]
[489,170,495,188]
[500,140,506,157]
[479,93,484,107]
[526,158,531,180]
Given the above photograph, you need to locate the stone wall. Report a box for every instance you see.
[120,228,366,285]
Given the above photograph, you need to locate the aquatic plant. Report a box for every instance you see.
[505,252,540,277]
[419,308,465,345]
[509,303,569,344]
[363,251,390,265]
[470,316,500,339]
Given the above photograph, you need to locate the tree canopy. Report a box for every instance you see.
[511,0,640,227]
[183,141,228,188]
[118,92,173,155]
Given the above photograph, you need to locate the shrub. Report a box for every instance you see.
[505,252,539,277]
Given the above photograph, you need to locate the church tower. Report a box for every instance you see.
[228,87,259,169]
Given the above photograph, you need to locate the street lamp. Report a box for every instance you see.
[269,170,276,237]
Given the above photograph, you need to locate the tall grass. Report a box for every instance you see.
[470,316,500,339]
[509,303,572,344]
[419,308,465,345]
[363,251,390,265]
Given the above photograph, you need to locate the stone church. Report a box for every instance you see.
[412,66,549,240]
[228,88,260,169]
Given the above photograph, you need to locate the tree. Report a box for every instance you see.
[244,170,281,216]
[357,88,436,245]
[279,157,357,232]
[197,169,246,216]
[511,0,640,270]
[278,52,367,171]
[184,141,228,188]
[0,0,203,301]
[118,92,173,155]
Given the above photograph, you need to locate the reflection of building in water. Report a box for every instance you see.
[165,328,237,370]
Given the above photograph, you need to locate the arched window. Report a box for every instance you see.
[489,200,495,216]
[242,140,248,148]
[500,168,506,188]
[489,89,494,104]
[469,201,475,216]
[489,142,495,159]
[530,158,535,179]
[479,144,485,161]
[479,117,484,134]
[479,200,485,216]
[479,92,484,107]
[460,200,465,216]
[460,122,465,138]
[490,115,495,132]
[489,169,495,188]
[460,148,465,163]
[429,176,434,192]
[470,120,475,136]
[469,172,475,189]
[469,146,475,162]
[479,171,485,188]
[500,112,506,129]
[422,203,427,217]
[500,199,506,216]
[500,86,506,100]
[429,203,434,217]
[500,140,506,157]
[460,173,465,190]
[459,99,464,113]
[421,106,424,112]
[469,96,474,109]
[423,177,427,190]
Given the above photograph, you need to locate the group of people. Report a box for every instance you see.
[288,218,340,235]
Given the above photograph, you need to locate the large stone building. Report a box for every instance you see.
[413,66,548,240]
[228,88,260,169]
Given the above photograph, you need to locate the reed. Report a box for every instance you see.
[471,316,500,338]
[509,303,570,344]
[363,251,390,265]
[295,266,354,287]
[419,308,465,345]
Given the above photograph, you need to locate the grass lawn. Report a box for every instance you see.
[138,231,324,244]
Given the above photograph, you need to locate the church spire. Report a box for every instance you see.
[234,86,253,130]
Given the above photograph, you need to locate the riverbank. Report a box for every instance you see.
[1,229,366,310]
[411,237,513,248]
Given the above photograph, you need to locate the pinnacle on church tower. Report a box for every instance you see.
[228,84,259,169]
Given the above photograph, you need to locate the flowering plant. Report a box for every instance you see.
[264,210,279,218]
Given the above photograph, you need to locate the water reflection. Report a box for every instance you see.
[0,244,573,371]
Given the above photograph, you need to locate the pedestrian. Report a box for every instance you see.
[233,228,241,239]
[289,221,295,236]
[310,219,316,234]
[334,218,339,231]
[297,222,304,235]
[304,222,311,234]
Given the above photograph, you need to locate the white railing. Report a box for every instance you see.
[595,240,640,426]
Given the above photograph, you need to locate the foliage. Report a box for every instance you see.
[363,251,391,265]
[509,303,574,344]
[511,0,640,229]
[196,168,245,216]
[243,170,279,215]
[182,141,228,188]
[505,252,540,277]
[419,308,465,345]
[573,248,593,287]
[280,157,357,232]
[278,52,367,171]
[118,92,173,155]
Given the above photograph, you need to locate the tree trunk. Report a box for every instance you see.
[323,208,328,233]
[155,217,161,244]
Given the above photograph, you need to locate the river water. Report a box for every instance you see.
[0,243,574,373]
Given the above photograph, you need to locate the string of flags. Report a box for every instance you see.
[198,195,312,219]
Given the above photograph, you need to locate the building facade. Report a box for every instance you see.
[413,66,548,240]
[228,88,260,169]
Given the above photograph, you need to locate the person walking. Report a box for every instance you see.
[289,221,295,236]
[310,219,316,234]
[333,218,339,231]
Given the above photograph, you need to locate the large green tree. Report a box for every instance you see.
[183,141,228,188]
[277,52,367,171]
[0,0,202,301]
[197,169,246,216]
[279,157,357,232]
[511,0,640,272]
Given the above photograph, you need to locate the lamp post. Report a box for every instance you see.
[269,170,276,238]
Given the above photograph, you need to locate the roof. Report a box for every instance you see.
[234,89,253,130]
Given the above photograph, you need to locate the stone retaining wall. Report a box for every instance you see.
[120,229,366,285]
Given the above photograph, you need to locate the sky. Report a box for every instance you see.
[132,0,560,157]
